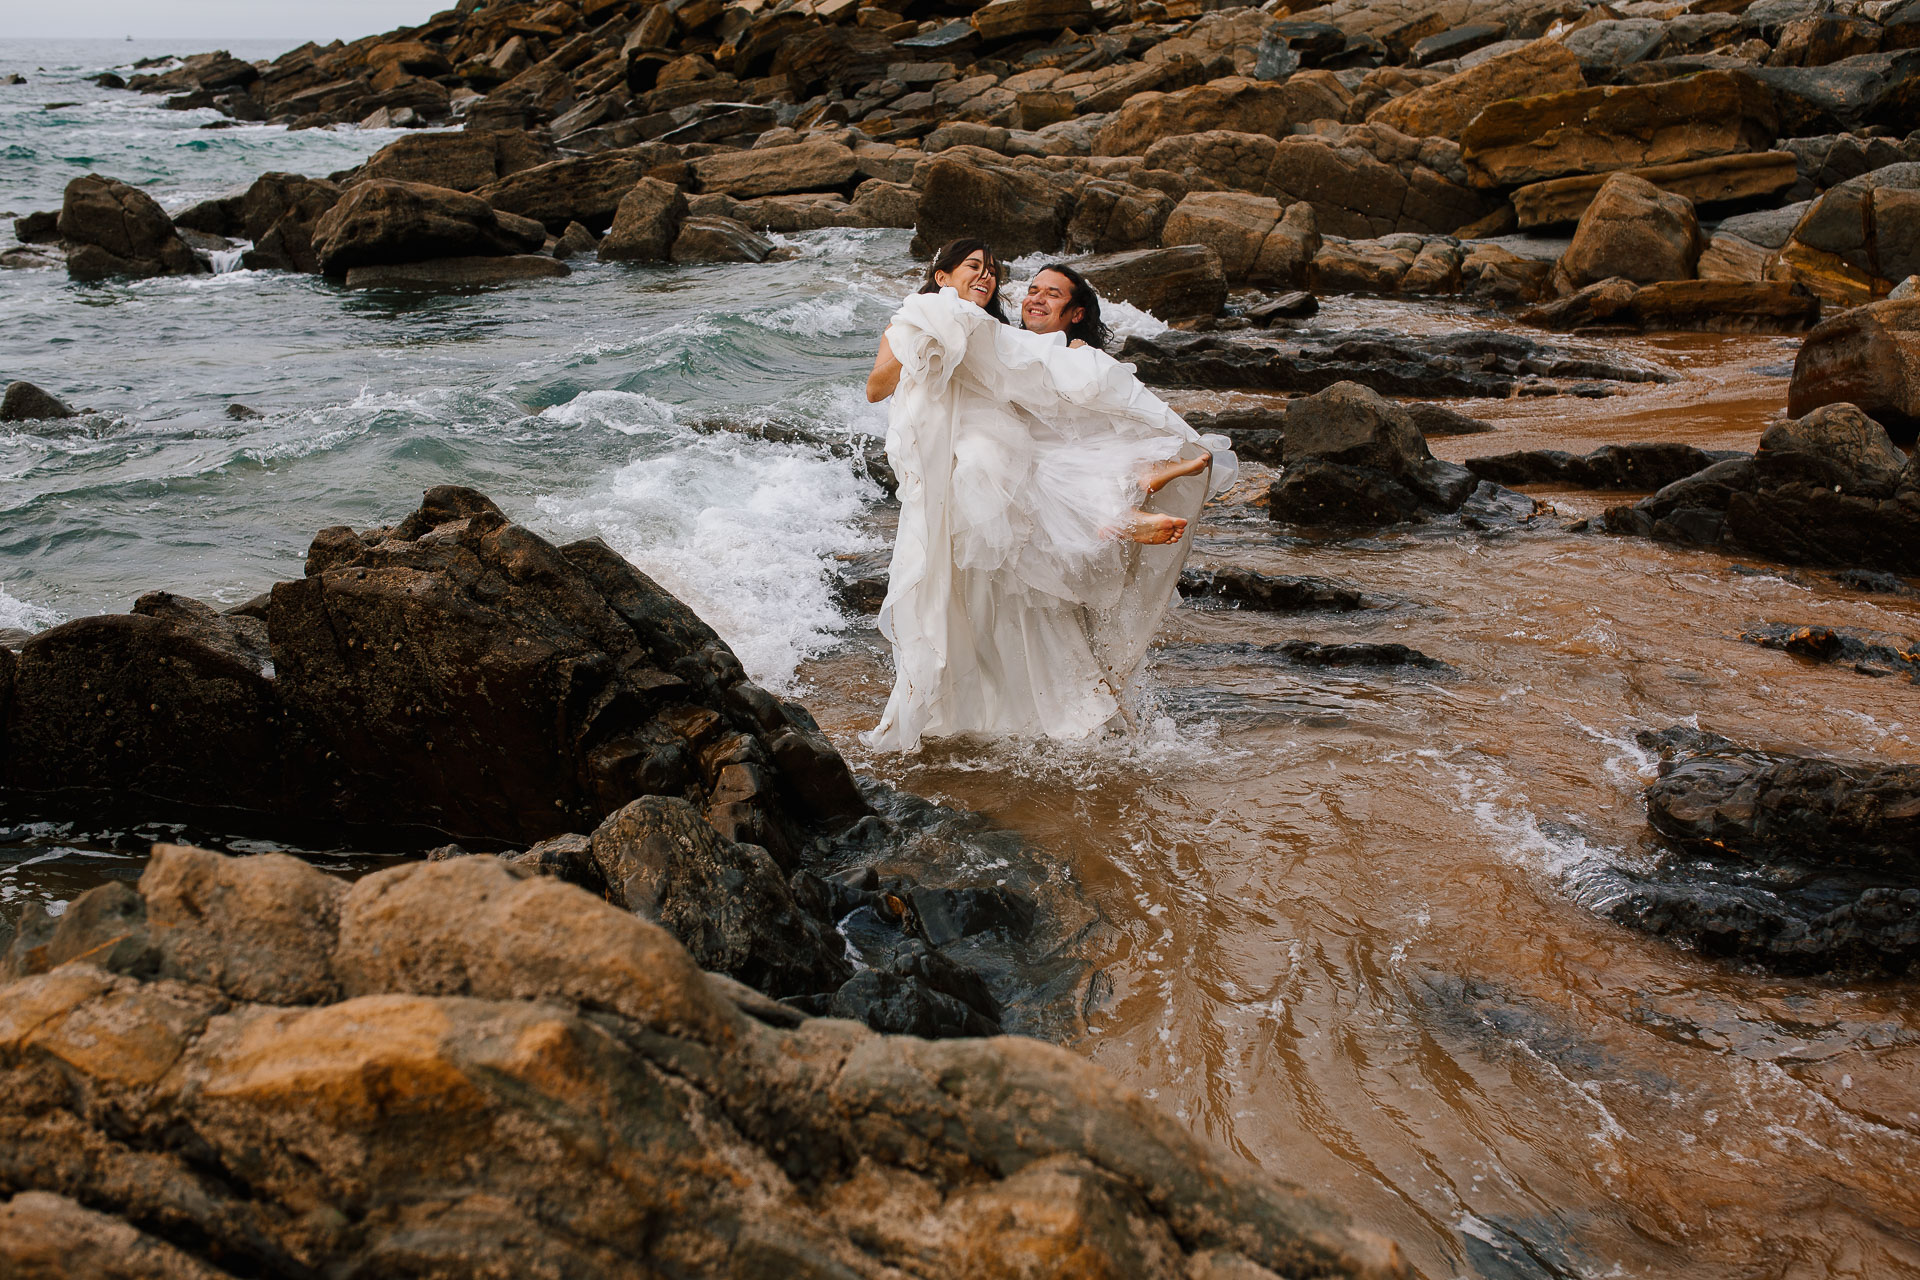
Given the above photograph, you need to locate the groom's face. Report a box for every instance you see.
[1022,270,1085,335]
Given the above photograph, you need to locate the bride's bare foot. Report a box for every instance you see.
[1139,452,1211,495]
[1126,510,1187,544]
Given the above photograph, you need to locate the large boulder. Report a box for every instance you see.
[1160,190,1280,280]
[689,138,859,198]
[910,148,1073,259]
[309,180,547,276]
[1270,381,1480,526]
[352,129,557,192]
[1787,299,1920,442]
[236,171,343,273]
[1557,172,1702,288]
[1265,133,1491,238]
[1368,39,1584,140]
[1767,163,1920,306]
[1603,402,1920,567]
[57,173,206,281]
[0,487,870,851]
[0,845,1413,1280]
[1063,178,1176,253]
[1092,73,1352,158]
[597,177,689,263]
[1075,244,1227,321]
[1461,71,1780,189]
[472,143,687,233]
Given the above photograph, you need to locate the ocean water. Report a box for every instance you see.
[1,38,904,689]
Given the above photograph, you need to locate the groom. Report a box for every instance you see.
[1019,263,1110,349]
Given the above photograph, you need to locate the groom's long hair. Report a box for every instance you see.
[917,238,1010,323]
[1036,263,1112,350]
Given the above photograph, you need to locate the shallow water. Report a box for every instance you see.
[6,40,1920,1280]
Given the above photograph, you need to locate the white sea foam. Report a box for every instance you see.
[538,389,678,436]
[0,582,59,634]
[747,289,867,338]
[533,429,880,691]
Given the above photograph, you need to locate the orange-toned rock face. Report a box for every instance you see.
[1369,39,1583,142]
[1461,71,1780,189]
[0,844,1412,1280]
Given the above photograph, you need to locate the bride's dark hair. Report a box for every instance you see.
[918,238,1010,323]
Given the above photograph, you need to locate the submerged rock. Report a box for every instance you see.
[0,844,1412,1280]
[1593,728,1920,975]
[0,381,76,422]
[1121,327,1674,399]
[1466,442,1745,490]
[342,254,571,288]
[1179,567,1375,612]
[1738,622,1920,682]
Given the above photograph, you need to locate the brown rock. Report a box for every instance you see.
[690,138,859,198]
[474,144,686,232]
[585,796,850,997]
[1076,244,1228,320]
[1369,39,1584,141]
[1628,280,1822,332]
[910,148,1073,259]
[1558,172,1702,288]
[1141,130,1279,194]
[970,0,1094,41]
[57,173,206,281]
[342,255,572,289]
[0,1191,229,1280]
[0,844,1413,1280]
[309,180,547,275]
[140,843,343,1004]
[1511,151,1798,229]
[551,220,597,259]
[1521,276,1642,330]
[1697,232,1770,282]
[353,129,557,192]
[1402,239,1465,293]
[1766,164,1920,306]
[1066,178,1177,253]
[1461,70,1780,189]
[597,177,689,262]
[1161,190,1281,281]
[1788,298,1920,441]
[1249,201,1321,288]
[1309,237,1423,294]
[1092,73,1353,159]
[851,178,919,229]
[670,215,776,263]
[236,172,342,272]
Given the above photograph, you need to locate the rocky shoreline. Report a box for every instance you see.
[5,1,1920,1271]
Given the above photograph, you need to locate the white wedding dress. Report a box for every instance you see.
[864,288,1237,752]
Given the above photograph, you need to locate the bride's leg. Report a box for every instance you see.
[1123,510,1187,544]
[1138,451,1211,495]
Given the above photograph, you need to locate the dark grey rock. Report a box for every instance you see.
[0,381,76,421]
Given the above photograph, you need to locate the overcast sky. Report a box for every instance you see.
[8,1,450,42]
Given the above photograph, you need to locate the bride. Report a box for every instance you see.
[861,238,1236,752]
